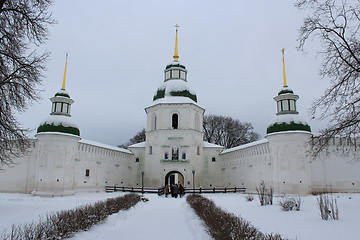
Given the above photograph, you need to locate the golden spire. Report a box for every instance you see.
[173,24,179,62]
[281,48,287,87]
[61,53,68,90]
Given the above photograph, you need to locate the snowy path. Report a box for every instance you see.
[72,194,212,240]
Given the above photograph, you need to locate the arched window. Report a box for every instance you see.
[172,113,178,129]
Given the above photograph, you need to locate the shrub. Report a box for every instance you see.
[245,194,254,202]
[186,194,287,240]
[1,193,141,240]
[279,196,302,211]
[317,193,339,220]
[256,181,273,206]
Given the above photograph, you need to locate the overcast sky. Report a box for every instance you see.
[17,0,328,146]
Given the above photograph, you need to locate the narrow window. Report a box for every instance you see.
[136,158,139,162]
[172,113,178,129]
[197,146,200,155]
[212,157,216,162]
[149,146,152,154]
[85,169,90,177]
[182,151,186,160]
[289,100,295,111]
[282,100,289,111]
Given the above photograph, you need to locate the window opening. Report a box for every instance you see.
[172,113,178,129]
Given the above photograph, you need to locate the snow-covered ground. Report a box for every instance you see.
[0,192,358,240]
[207,194,359,240]
[0,192,127,233]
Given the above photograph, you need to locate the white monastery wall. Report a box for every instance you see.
[309,137,360,193]
[0,141,37,194]
[74,139,133,192]
[220,139,272,193]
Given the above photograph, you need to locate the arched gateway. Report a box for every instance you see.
[165,171,184,186]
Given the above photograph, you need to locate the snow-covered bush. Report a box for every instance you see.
[1,193,141,239]
[256,181,273,206]
[186,194,287,240]
[317,193,339,220]
[245,194,254,202]
[279,196,302,211]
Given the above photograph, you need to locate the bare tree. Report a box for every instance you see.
[203,114,259,149]
[119,128,146,148]
[296,0,360,156]
[0,0,55,166]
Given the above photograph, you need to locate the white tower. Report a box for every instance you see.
[33,54,80,197]
[266,49,312,194]
[130,26,206,188]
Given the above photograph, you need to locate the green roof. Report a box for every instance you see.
[278,88,294,95]
[153,89,197,102]
[166,63,186,70]
[267,121,311,134]
[55,92,70,98]
[37,123,80,136]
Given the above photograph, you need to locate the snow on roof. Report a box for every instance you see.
[220,139,269,154]
[268,114,308,126]
[40,115,78,128]
[157,79,196,96]
[147,96,203,109]
[56,89,69,95]
[203,141,224,148]
[128,141,146,148]
[79,139,132,154]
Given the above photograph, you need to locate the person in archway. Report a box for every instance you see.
[178,183,184,198]
[165,184,169,197]
[170,184,174,197]
[173,183,179,198]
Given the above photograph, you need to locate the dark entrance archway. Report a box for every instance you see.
[165,171,184,186]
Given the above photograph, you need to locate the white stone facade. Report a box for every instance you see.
[1,58,360,196]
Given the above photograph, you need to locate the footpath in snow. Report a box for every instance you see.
[71,194,211,240]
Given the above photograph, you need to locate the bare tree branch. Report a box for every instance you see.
[0,0,55,167]
[296,0,360,156]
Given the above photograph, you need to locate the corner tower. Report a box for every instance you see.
[265,49,312,194]
[33,54,80,197]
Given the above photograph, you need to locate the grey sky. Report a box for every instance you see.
[18,0,327,146]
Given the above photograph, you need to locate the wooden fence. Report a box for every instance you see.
[105,186,245,196]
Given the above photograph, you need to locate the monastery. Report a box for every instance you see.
[0,29,359,197]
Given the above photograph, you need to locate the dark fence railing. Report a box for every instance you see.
[105,186,245,196]
[105,186,164,195]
